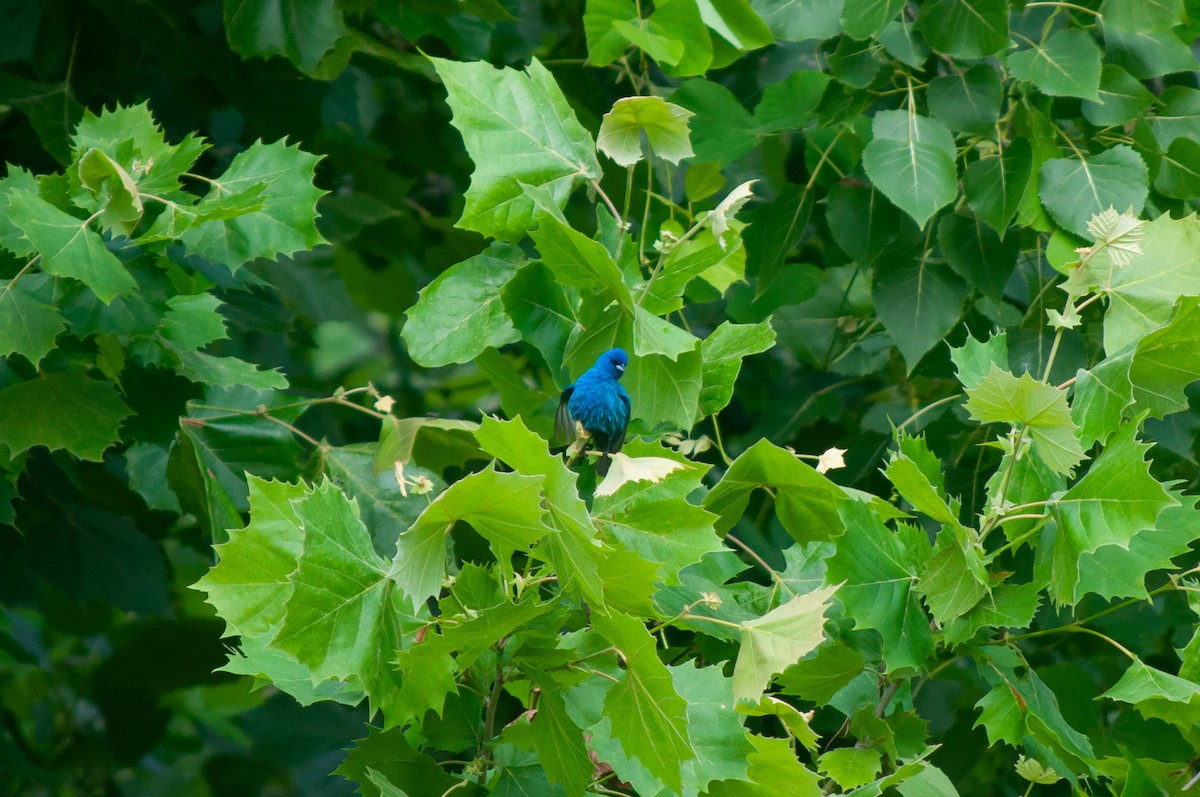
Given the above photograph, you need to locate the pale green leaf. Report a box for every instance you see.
[595,452,686,497]
[950,331,1008,391]
[597,96,694,166]
[732,583,836,704]
[531,211,633,311]
[818,748,882,790]
[699,319,775,416]
[964,365,1086,476]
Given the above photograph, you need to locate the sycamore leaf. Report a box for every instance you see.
[949,332,1008,391]
[595,452,686,497]
[1048,421,1177,605]
[1086,206,1144,267]
[402,243,524,367]
[0,277,66,364]
[392,465,553,606]
[178,139,326,270]
[1101,658,1200,731]
[591,611,694,791]
[818,748,883,790]
[732,584,837,704]
[269,480,414,723]
[5,190,137,303]
[704,439,847,543]
[193,476,306,639]
[964,364,1086,476]
[430,56,601,242]
[1128,296,1200,417]
[597,96,694,166]
[1103,213,1200,354]
[826,501,933,671]
[710,180,757,248]
[0,370,131,461]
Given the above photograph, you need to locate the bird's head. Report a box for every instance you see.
[595,348,628,379]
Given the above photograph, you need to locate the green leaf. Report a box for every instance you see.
[699,319,775,416]
[776,643,865,703]
[1103,213,1200,354]
[223,0,349,77]
[531,690,592,797]
[376,416,482,476]
[594,452,686,498]
[942,582,1042,646]
[862,110,958,228]
[883,432,962,532]
[70,103,207,198]
[1038,146,1148,239]
[402,243,523,367]
[937,211,1018,303]
[632,307,699,362]
[1008,29,1101,101]
[271,480,414,721]
[627,349,703,432]
[826,501,934,671]
[220,634,363,707]
[1101,658,1200,731]
[0,370,131,461]
[193,476,305,639]
[591,611,693,791]
[1081,65,1155,126]
[873,257,969,370]
[951,332,1008,392]
[1100,0,1183,32]
[1076,491,1200,602]
[671,79,760,165]
[1145,86,1200,150]
[927,64,1002,136]
[706,733,823,796]
[174,350,289,390]
[743,184,813,296]
[585,0,639,65]
[74,148,144,235]
[0,276,65,364]
[1048,421,1177,605]
[917,541,988,623]
[737,695,819,752]
[964,365,1086,477]
[704,439,847,543]
[1155,137,1200,200]
[335,728,464,797]
[5,190,137,303]
[161,293,228,351]
[394,465,552,606]
[732,583,836,704]
[818,748,882,790]
[531,210,634,311]
[178,139,326,270]
[502,262,578,383]
[592,446,723,586]
[915,0,1008,58]
[597,96,694,166]
[1128,297,1200,417]
[754,70,830,133]
[749,0,843,41]
[429,56,602,242]
[1070,351,1132,449]
[965,138,1033,237]
[841,0,903,39]
[670,663,756,792]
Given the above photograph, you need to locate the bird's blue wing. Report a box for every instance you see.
[607,391,631,455]
[555,386,576,444]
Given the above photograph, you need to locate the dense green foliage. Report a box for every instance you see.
[5,1,1200,795]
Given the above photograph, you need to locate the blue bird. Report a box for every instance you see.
[556,348,631,460]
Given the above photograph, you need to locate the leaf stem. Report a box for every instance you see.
[726,532,796,597]
[1023,0,1101,15]
[591,179,622,224]
[0,256,40,298]
[679,613,743,631]
[896,394,962,433]
[1010,623,1136,659]
[638,158,654,267]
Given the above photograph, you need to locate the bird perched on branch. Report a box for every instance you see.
[556,348,631,466]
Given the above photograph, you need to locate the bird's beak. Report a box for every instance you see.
[616,363,625,373]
